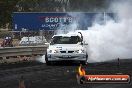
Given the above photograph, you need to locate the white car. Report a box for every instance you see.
[19,36,47,46]
[45,32,88,65]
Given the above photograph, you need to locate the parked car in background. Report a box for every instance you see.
[19,36,47,46]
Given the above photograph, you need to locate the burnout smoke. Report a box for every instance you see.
[67,0,132,62]
[38,0,132,63]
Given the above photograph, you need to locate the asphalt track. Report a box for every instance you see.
[0,59,132,88]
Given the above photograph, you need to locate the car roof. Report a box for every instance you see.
[53,33,79,37]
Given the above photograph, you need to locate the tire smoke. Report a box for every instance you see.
[38,0,132,63]
[67,1,132,62]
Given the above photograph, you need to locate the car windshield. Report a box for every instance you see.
[50,36,81,44]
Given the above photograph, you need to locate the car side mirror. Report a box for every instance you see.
[81,42,83,45]
[84,43,88,45]
[83,41,88,45]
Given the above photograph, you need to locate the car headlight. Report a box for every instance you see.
[49,50,59,53]
[75,49,85,53]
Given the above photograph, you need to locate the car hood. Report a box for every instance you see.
[48,44,84,51]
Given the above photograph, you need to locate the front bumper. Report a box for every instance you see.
[47,53,87,61]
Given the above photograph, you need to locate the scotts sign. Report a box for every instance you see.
[12,12,115,31]
[39,15,74,29]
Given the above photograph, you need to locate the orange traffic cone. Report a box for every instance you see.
[19,76,26,88]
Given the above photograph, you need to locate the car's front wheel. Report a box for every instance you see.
[80,53,88,65]
[45,53,51,65]
[80,61,86,65]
